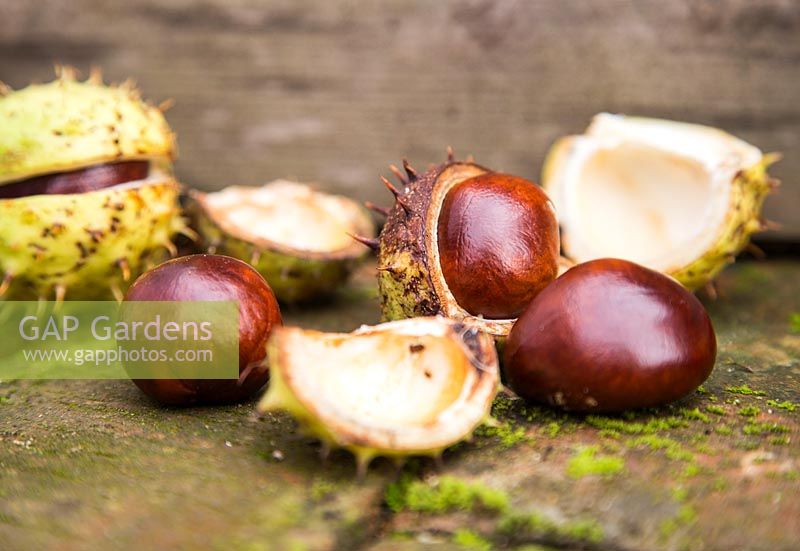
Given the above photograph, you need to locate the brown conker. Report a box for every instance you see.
[504,258,716,412]
[124,254,282,406]
[0,161,149,199]
[437,173,559,319]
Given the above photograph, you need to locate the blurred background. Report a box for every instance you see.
[1,0,797,242]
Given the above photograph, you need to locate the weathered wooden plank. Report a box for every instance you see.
[1,0,798,237]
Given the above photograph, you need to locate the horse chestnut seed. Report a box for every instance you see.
[437,173,559,319]
[504,258,716,412]
[124,254,282,406]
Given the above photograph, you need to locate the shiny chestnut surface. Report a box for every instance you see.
[504,258,716,412]
[125,254,282,406]
[437,173,559,319]
[0,161,149,199]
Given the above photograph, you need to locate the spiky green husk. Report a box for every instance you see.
[669,156,777,290]
[0,179,184,300]
[0,69,174,184]
[258,318,499,474]
[188,192,373,304]
[377,159,525,341]
[378,161,484,320]
[542,115,778,292]
[261,357,398,474]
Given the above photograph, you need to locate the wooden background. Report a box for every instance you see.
[1,0,798,240]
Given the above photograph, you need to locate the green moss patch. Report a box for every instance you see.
[627,435,694,462]
[497,512,604,545]
[725,385,767,396]
[659,504,697,540]
[738,406,761,417]
[679,408,711,423]
[789,312,800,333]
[452,529,492,551]
[474,419,531,449]
[384,475,509,515]
[566,446,624,479]
[742,422,791,436]
[386,473,607,548]
[585,415,688,436]
[767,400,797,413]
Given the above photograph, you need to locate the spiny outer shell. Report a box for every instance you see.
[0,178,184,300]
[542,114,778,292]
[187,190,375,304]
[378,162,481,321]
[378,161,530,338]
[668,157,776,290]
[543,139,777,291]
[257,317,499,469]
[0,76,175,184]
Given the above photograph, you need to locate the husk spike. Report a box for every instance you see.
[745,242,766,259]
[54,284,67,306]
[763,152,783,167]
[55,64,78,81]
[178,226,200,242]
[110,283,124,303]
[381,175,403,198]
[258,384,284,412]
[0,273,12,297]
[364,201,389,217]
[348,233,380,251]
[402,159,418,181]
[355,450,376,479]
[87,66,103,85]
[388,164,408,186]
[704,280,718,300]
[319,441,332,464]
[395,195,412,215]
[117,258,131,282]
[157,98,176,112]
[163,240,178,258]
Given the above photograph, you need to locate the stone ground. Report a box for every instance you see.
[0,260,798,551]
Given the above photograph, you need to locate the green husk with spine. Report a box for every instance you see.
[258,317,499,474]
[0,67,186,301]
[372,151,561,341]
[542,113,780,292]
[188,181,375,304]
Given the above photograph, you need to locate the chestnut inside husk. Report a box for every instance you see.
[504,258,717,412]
[0,71,185,302]
[437,173,559,319]
[124,254,282,406]
[0,161,150,199]
[373,151,560,339]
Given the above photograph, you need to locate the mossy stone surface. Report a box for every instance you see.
[1,261,798,550]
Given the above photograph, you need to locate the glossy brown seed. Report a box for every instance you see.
[437,173,559,319]
[124,254,282,406]
[504,258,716,412]
[0,161,149,199]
